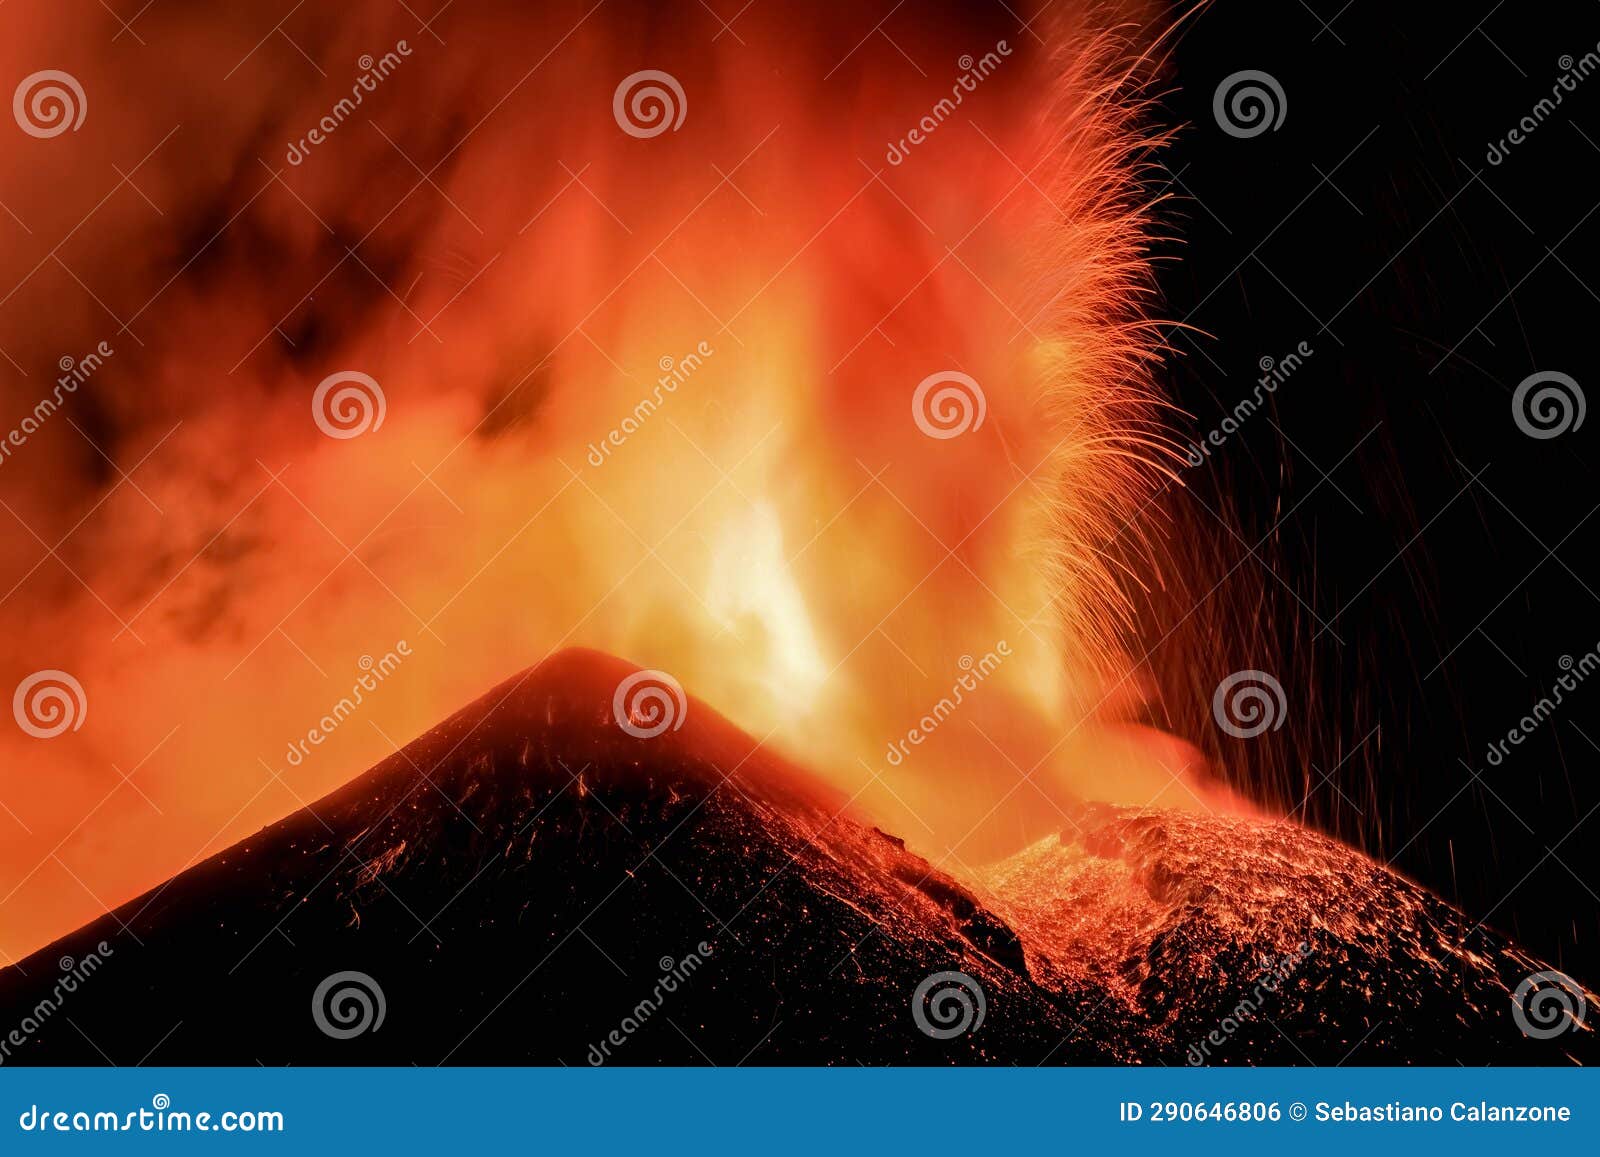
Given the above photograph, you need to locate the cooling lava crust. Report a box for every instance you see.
[0,649,1591,1064]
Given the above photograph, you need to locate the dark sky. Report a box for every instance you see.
[1148,0,1600,979]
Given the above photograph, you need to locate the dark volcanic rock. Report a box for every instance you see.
[1,649,1592,1065]
[0,650,1084,1065]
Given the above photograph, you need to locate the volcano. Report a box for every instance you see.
[0,649,1591,1065]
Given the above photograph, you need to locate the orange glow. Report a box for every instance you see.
[0,0,1238,964]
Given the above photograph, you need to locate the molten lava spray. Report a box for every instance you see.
[0,0,1228,964]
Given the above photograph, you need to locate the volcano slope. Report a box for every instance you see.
[0,649,1592,1065]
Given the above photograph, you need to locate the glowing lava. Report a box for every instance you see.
[0,0,1216,963]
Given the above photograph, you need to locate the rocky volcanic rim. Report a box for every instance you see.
[977,806,1599,1063]
[0,647,1592,1065]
